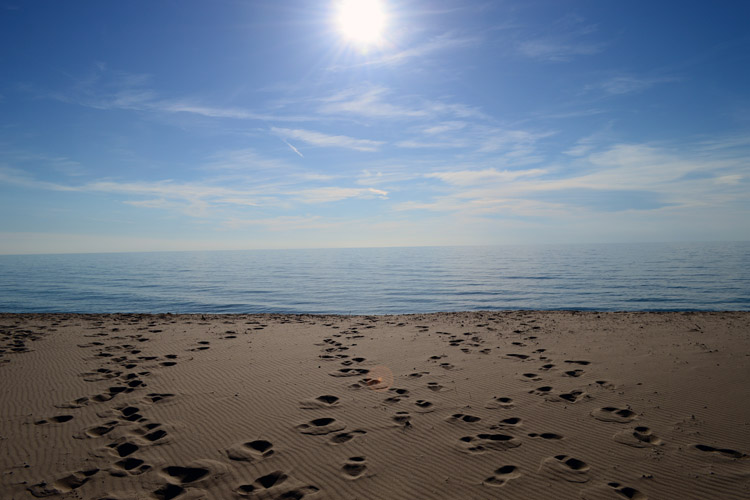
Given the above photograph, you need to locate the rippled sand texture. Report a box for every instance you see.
[1,311,749,499]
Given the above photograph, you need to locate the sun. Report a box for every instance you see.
[336,0,387,46]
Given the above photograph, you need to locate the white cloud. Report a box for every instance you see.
[223,215,330,231]
[517,39,603,61]
[422,121,468,135]
[587,75,677,96]
[332,34,479,69]
[295,187,388,203]
[283,140,304,158]
[271,127,384,152]
[318,86,485,121]
[319,87,428,119]
[426,168,547,186]
[396,139,468,149]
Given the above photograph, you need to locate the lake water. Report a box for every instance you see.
[0,242,748,314]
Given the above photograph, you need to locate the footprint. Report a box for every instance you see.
[594,380,616,389]
[341,456,367,479]
[459,433,522,453]
[414,399,434,411]
[153,483,185,500]
[492,417,522,428]
[226,440,275,462]
[529,386,553,396]
[486,396,514,409]
[27,469,100,498]
[161,465,210,485]
[55,396,90,409]
[108,440,139,457]
[521,373,541,381]
[237,471,319,498]
[296,417,346,435]
[136,423,167,442]
[330,429,367,444]
[300,395,340,409]
[447,413,482,424]
[330,368,369,377]
[34,415,74,425]
[614,427,663,448]
[118,406,143,422]
[581,481,648,499]
[528,432,563,440]
[392,411,412,427]
[591,407,637,423]
[112,457,151,477]
[693,444,748,459]
[506,353,529,360]
[145,392,174,403]
[77,421,119,439]
[427,382,444,392]
[483,465,521,487]
[540,455,590,483]
[565,360,591,365]
[439,362,455,370]
[558,390,586,403]
[564,369,584,377]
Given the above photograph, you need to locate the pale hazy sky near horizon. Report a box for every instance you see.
[1,0,749,254]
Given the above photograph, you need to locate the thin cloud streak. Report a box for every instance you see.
[271,127,384,152]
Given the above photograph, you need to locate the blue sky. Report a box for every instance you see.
[1,0,749,254]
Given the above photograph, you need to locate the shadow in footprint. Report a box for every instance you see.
[226,440,275,462]
[300,395,340,410]
[341,457,367,479]
[591,407,637,423]
[693,444,747,459]
[486,396,514,409]
[237,471,319,498]
[330,429,367,444]
[483,465,521,487]
[459,433,521,453]
[581,481,647,499]
[540,455,590,483]
[614,427,662,448]
[296,417,346,435]
[447,413,481,424]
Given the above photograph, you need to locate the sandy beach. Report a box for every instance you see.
[1,311,749,499]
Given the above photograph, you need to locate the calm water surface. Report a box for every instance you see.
[0,243,748,314]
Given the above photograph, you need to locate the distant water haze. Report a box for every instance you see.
[1,242,748,314]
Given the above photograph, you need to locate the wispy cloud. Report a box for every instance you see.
[318,87,427,119]
[318,86,485,121]
[283,139,304,158]
[271,127,384,152]
[223,215,331,231]
[397,139,750,217]
[295,187,388,203]
[515,15,604,62]
[426,167,547,186]
[517,39,603,61]
[586,75,678,96]
[330,33,479,69]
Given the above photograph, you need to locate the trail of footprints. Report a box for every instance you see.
[21,314,748,499]
[298,318,659,497]
[434,319,652,496]
[25,316,260,499]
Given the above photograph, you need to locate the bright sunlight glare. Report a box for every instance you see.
[336,0,387,45]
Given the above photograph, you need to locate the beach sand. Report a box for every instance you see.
[1,311,749,499]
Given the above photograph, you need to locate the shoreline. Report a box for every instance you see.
[2,311,749,499]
